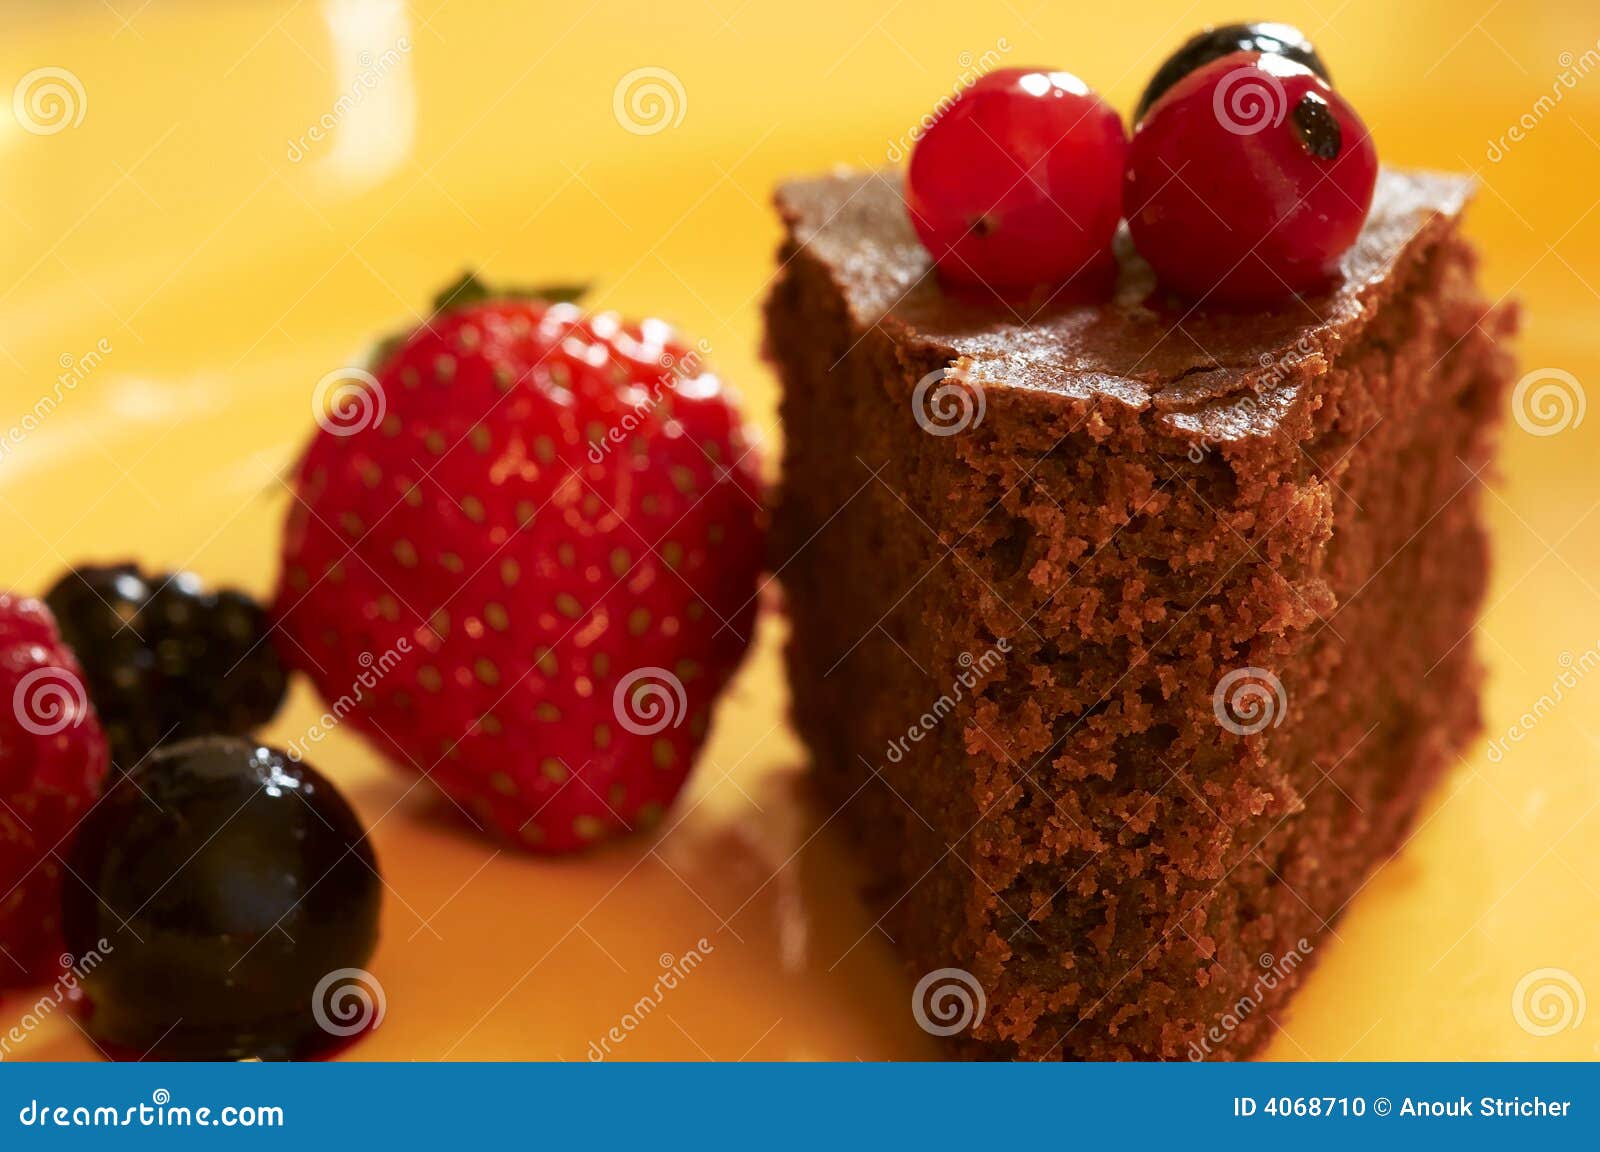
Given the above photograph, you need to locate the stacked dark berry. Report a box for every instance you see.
[45,563,288,768]
[1132,21,1331,121]
[1123,23,1378,304]
[902,21,1377,305]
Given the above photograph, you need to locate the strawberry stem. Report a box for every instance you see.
[432,271,588,313]
[368,273,591,372]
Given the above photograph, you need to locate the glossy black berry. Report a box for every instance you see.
[1135,22,1331,122]
[62,737,382,1060]
[45,563,288,768]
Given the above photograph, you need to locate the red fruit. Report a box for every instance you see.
[906,67,1128,289]
[0,593,107,988]
[1124,51,1379,304]
[273,276,764,854]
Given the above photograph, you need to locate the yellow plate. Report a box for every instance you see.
[3,0,1598,1061]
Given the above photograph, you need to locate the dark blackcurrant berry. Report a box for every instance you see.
[62,737,382,1060]
[45,563,288,768]
[1135,22,1330,123]
[1291,92,1343,159]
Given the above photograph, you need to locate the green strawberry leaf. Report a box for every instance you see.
[367,273,591,373]
[431,271,589,313]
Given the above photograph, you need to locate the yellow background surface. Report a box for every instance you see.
[3,0,1599,1060]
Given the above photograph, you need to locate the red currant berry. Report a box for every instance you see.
[1124,51,1379,305]
[907,68,1127,289]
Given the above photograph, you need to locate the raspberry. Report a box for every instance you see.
[0,592,106,989]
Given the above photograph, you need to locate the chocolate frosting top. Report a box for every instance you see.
[776,167,1473,441]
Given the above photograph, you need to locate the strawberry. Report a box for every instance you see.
[273,274,764,853]
[0,592,107,987]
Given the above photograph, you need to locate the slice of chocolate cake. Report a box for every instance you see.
[766,168,1514,1060]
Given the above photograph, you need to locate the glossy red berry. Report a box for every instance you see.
[907,68,1128,289]
[274,276,763,855]
[1124,52,1379,305]
[0,592,106,990]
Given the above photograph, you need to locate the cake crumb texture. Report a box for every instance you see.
[767,170,1514,1060]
